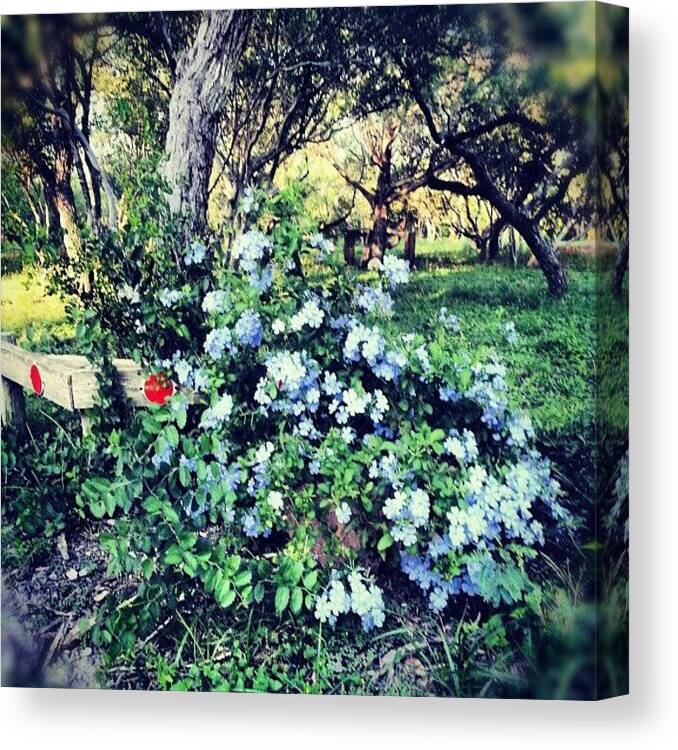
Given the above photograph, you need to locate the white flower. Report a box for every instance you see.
[119,283,140,304]
[335,502,352,525]
[384,491,407,520]
[272,319,286,335]
[409,488,430,526]
[290,298,325,332]
[343,388,370,417]
[267,490,284,512]
[199,392,234,430]
[340,426,355,444]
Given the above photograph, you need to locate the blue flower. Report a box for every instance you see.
[158,288,184,308]
[354,284,394,317]
[235,310,263,347]
[202,290,229,314]
[382,255,410,288]
[204,327,236,360]
[184,240,208,266]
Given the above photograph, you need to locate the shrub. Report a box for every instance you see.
[55,180,571,640]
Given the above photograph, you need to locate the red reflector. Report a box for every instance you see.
[29,364,44,395]
[143,373,175,405]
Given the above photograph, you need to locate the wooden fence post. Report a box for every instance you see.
[0,332,28,440]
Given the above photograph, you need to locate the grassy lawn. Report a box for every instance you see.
[1,270,67,335]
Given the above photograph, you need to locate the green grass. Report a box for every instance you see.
[391,265,598,438]
[1,270,67,335]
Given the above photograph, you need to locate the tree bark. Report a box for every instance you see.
[343,228,360,266]
[164,10,251,237]
[404,211,417,265]
[612,239,629,298]
[487,220,505,264]
[364,202,389,263]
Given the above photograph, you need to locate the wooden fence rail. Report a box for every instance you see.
[0,332,175,437]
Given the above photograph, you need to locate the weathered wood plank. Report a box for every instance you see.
[1,333,28,438]
[0,339,154,411]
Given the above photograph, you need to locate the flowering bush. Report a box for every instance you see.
[73,184,570,639]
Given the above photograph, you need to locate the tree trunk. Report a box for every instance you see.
[404,211,417,265]
[52,137,82,263]
[343,228,360,266]
[509,226,518,267]
[164,10,251,237]
[364,202,389,263]
[515,218,567,296]
[612,239,629,298]
[456,146,568,296]
[487,220,505,264]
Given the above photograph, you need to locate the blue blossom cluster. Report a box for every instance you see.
[199,392,234,430]
[343,319,406,381]
[503,320,518,345]
[152,441,173,469]
[400,552,463,612]
[240,187,260,216]
[184,240,208,266]
[289,297,325,332]
[381,255,410,289]
[245,441,275,498]
[505,410,534,448]
[204,326,237,361]
[464,358,509,431]
[369,452,401,485]
[202,290,230,315]
[118,283,141,305]
[437,307,461,334]
[254,350,321,418]
[232,230,274,291]
[235,309,264,347]
[139,226,571,629]
[308,233,335,259]
[444,428,479,465]
[158,287,184,308]
[447,454,565,554]
[314,569,385,632]
[242,506,270,538]
[159,351,209,391]
[383,487,431,546]
[354,284,394,317]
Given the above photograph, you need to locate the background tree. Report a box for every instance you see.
[2,14,118,260]
[162,9,251,237]
[353,4,593,295]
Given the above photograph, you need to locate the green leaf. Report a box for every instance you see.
[142,497,161,514]
[303,570,318,590]
[164,545,182,565]
[225,554,241,575]
[290,587,303,615]
[253,582,265,603]
[274,585,290,615]
[233,570,252,588]
[165,424,179,448]
[377,532,394,553]
[217,587,236,609]
[103,490,116,517]
[285,561,304,586]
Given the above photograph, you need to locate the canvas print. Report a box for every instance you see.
[0,3,628,699]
